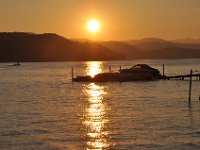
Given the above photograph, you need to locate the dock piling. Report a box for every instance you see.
[188,70,193,103]
[71,67,74,81]
[109,66,111,72]
[163,64,165,76]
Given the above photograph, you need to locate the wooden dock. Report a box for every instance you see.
[164,73,200,81]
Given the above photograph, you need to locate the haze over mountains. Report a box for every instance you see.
[1,32,200,62]
[126,38,200,51]
[172,38,200,44]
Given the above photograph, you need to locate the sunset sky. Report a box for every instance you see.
[1,0,200,40]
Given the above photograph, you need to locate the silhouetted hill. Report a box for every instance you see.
[148,47,200,59]
[100,39,200,59]
[1,32,200,61]
[127,38,200,51]
[172,38,200,44]
[100,40,200,59]
[127,38,168,45]
[0,32,124,62]
[127,38,175,51]
[99,41,145,59]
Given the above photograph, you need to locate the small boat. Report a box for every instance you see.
[13,62,21,66]
[73,64,162,82]
[9,62,21,66]
[119,64,161,79]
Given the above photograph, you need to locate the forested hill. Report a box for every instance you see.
[1,32,200,62]
[0,32,124,62]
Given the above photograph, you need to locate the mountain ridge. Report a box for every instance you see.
[1,32,200,62]
[0,32,124,62]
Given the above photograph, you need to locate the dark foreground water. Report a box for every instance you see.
[0,59,200,150]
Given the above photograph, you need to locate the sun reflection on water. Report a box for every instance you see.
[82,83,110,150]
[85,61,103,77]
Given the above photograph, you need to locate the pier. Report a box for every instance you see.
[161,69,200,103]
[164,73,200,81]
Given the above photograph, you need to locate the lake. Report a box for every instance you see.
[0,59,200,150]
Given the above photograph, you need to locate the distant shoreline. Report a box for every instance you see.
[1,57,200,63]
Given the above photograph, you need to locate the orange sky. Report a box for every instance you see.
[1,0,200,40]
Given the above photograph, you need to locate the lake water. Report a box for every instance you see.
[0,59,200,150]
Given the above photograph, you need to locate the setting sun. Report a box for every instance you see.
[87,19,101,33]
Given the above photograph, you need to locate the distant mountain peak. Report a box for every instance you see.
[172,38,200,44]
[138,37,168,43]
[126,38,172,46]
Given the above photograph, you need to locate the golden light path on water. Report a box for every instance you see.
[85,61,103,77]
[82,62,111,149]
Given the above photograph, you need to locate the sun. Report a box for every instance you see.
[87,19,101,33]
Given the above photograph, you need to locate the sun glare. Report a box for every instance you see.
[87,19,101,33]
[85,61,103,78]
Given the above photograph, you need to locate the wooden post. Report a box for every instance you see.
[163,64,165,77]
[71,67,74,81]
[119,65,121,72]
[109,66,111,72]
[188,70,193,103]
